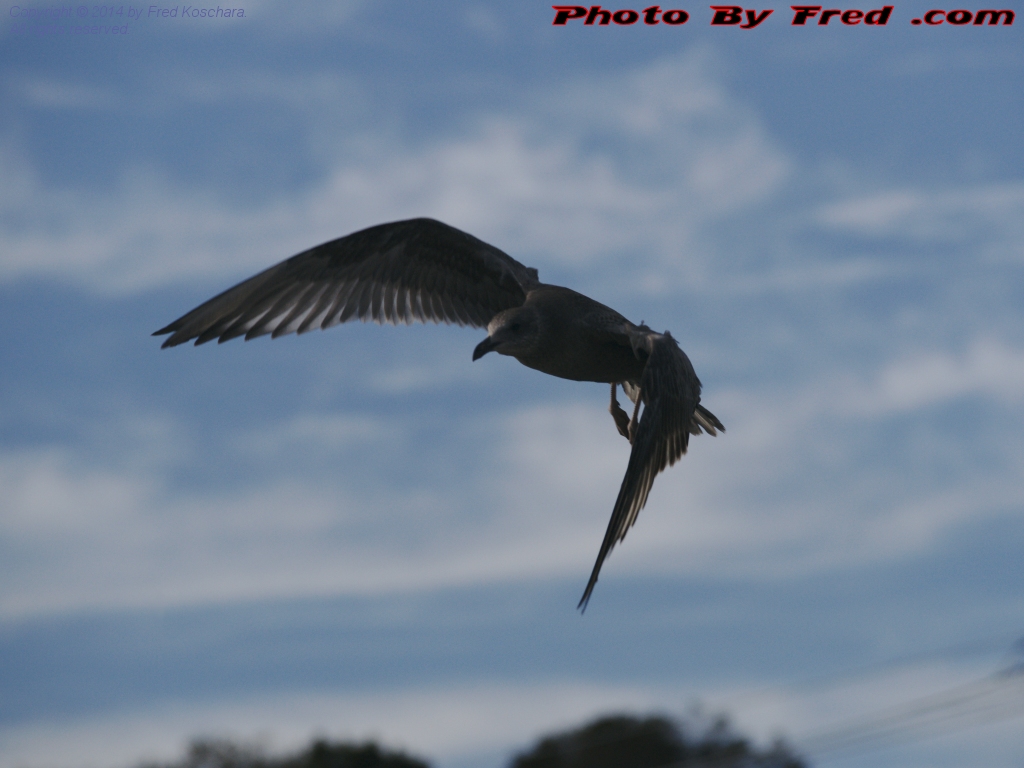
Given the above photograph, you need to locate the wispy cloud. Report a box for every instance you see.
[10,78,121,110]
[817,183,1024,247]
[852,338,1024,412]
[0,51,790,296]
[5,327,1023,620]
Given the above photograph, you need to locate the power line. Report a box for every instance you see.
[797,647,1024,760]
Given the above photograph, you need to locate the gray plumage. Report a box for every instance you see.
[154,217,723,610]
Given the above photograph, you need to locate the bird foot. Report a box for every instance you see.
[627,387,643,444]
[609,384,632,440]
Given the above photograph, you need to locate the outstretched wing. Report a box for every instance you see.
[578,331,723,611]
[154,218,540,348]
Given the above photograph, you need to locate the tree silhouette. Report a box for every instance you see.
[141,738,428,768]
[509,713,806,768]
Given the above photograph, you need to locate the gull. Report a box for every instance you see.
[154,218,723,610]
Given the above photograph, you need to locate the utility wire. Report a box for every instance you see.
[797,646,1024,760]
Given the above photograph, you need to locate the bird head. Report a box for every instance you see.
[472,307,540,361]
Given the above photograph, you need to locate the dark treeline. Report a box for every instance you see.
[139,712,806,768]
[139,739,428,768]
[510,713,805,768]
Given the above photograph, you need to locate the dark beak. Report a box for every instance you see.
[472,335,497,361]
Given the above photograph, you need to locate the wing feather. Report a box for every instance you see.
[297,284,338,334]
[271,283,324,338]
[337,281,363,324]
[578,331,723,611]
[154,218,539,347]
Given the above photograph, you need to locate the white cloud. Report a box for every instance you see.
[11,78,121,110]
[0,147,308,294]
[0,51,790,296]
[719,337,1024,425]
[0,398,629,618]
[818,183,1024,248]
[721,257,900,295]
[230,412,384,456]
[855,338,1024,412]
[20,52,1021,311]
[0,402,603,617]
[5,330,1023,620]
[0,450,152,538]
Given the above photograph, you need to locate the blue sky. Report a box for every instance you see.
[1,2,1023,767]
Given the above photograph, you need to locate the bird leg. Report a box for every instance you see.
[609,383,632,440]
[627,387,643,445]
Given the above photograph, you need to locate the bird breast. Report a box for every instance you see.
[512,333,645,384]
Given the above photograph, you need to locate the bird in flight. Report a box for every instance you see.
[154,218,723,610]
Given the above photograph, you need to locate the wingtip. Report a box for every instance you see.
[577,578,597,613]
[154,329,184,348]
[154,328,197,349]
[153,321,182,347]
